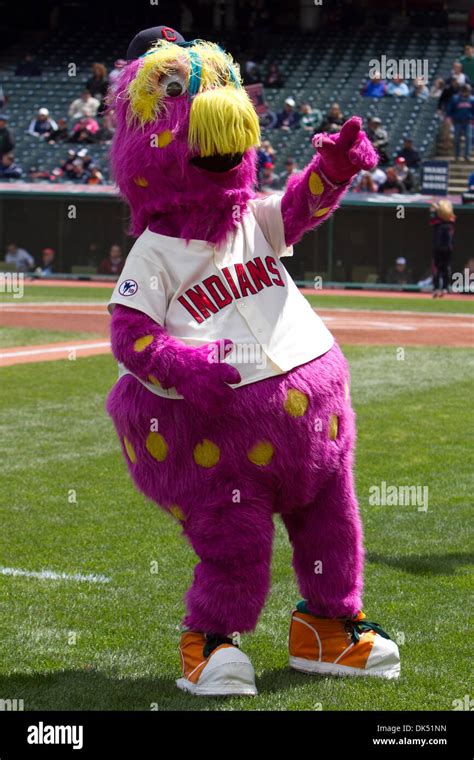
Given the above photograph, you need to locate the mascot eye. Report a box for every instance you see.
[162,75,186,97]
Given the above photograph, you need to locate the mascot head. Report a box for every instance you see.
[109,26,261,244]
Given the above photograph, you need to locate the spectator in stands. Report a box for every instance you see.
[371,165,387,187]
[378,167,404,194]
[0,115,14,157]
[386,76,409,97]
[430,200,455,297]
[259,163,279,192]
[277,157,300,188]
[86,165,104,185]
[15,53,41,77]
[447,83,474,161]
[5,242,34,272]
[264,63,284,89]
[0,84,6,110]
[70,117,100,144]
[70,159,88,182]
[275,97,300,130]
[68,90,100,120]
[0,152,23,179]
[411,77,429,101]
[27,108,57,139]
[299,102,322,132]
[97,108,117,143]
[367,116,389,164]
[451,61,468,86]
[396,137,421,169]
[361,72,386,98]
[86,63,108,113]
[256,139,275,186]
[98,244,124,276]
[438,77,460,115]
[386,257,412,285]
[242,58,261,85]
[393,157,415,192]
[108,59,127,91]
[430,77,445,98]
[321,102,344,133]
[47,117,69,144]
[468,170,474,190]
[352,171,378,193]
[36,248,55,276]
[460,45,474,84]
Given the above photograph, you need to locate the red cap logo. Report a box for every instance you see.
[161,27,178,42]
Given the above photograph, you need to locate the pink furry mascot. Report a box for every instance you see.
[107,25,400,695]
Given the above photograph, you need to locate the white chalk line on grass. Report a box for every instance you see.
[0,341,110,359]
[0,566,111,584]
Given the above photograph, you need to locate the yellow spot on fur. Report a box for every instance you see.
[134,335,153,352]
[148,374,162,388]
[170,504,185,522]
[134,176,148,187]
[193,439,220,468]
[344,381,350,400]
[123,436,136,463]
[146,432,168,462]
[314,206,331,218]
[284,389,309,417]
[308,171,324,195]
[157,129,173,147]
[329,414,339,440]
[247,441,274,466]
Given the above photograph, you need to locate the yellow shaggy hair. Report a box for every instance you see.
[127,39,245,125]
[189,85,260,156]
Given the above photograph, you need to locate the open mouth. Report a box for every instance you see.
[190,153,243,173]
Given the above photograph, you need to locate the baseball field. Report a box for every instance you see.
[0,283,472,711]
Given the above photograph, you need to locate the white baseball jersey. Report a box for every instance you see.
[108,194,334,399]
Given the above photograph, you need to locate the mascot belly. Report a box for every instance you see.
[106,24,400,696]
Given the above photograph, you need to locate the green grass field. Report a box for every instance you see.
[1,283,473,314]
[0,327,103,349]
[0,344,472,711]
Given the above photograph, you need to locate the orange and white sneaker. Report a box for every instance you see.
[176,631,258,696]
[289,602,400,679]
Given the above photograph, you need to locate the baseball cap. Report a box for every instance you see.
[0,113,8,121]
[285,97,296,107]
[396,257,407,265]
[38,108,49,116]
[126,26,185,60]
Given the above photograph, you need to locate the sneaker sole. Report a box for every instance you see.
[176,676,258,697]
[289,655,400,680]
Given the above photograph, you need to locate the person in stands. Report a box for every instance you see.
[98,244,125,276]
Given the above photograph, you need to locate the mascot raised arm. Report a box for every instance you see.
[106,24,400,696]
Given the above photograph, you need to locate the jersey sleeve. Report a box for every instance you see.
[107,250,168,326]
[249,194,294,258]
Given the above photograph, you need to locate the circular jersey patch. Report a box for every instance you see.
[118,279,138,296]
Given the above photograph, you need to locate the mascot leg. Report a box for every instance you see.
[176,484,274,696]
[284,455,400,679]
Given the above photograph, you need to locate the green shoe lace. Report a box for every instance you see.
[295,601,392,645]
[345,617,392,645]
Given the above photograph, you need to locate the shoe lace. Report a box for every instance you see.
[203,633,235,658]
[345,615,392,645]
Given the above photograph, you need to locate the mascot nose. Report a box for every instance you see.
[188,86,260,157]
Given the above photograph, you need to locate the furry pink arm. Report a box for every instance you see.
[110,304,241,415]
[281,116,378,246]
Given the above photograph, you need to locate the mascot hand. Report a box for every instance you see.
[161,339,241,415]
[314,116,378,184]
